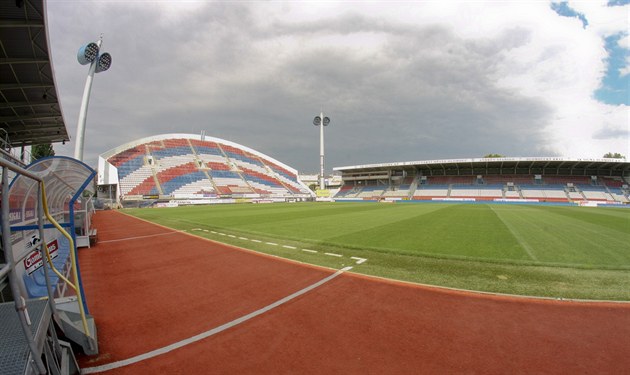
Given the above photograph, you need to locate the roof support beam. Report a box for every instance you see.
[0,58,49,65]
[0,20,44,28]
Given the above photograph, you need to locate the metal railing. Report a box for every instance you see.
[1,156,90,374]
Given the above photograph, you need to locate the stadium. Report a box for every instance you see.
[1,2,630,375]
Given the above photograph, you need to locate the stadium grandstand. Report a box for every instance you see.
[98,133,315,207]
[333,157,630,205]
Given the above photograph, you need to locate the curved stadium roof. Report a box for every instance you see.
[100,133,301,175]
[99,133,314,198]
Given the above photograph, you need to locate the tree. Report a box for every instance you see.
[31,143,55,161]
[483,153,504,158]
[603,152,625,159]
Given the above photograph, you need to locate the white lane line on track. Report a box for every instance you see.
[99,232,178,243]
[80,266,354,374]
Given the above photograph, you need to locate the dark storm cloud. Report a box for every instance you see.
[48,2,553,173]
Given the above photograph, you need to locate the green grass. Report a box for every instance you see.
[124,202,630,300]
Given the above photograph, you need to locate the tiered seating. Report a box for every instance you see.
[127,172,159,196]
[600,177,624,188]
[413,185,449,199]
[263,160,309,194]
[108,145,146,179]
[240,167,291,196]
[209,169,251,195]
[334,185,358,198]
[484,175,534,185]
[429,176,474,185]
[544,176,590,185]
[104,135,313,200]
[356,185,385,199]
[520,185,568,202]
[450,185,503,200]
[382,184,411,198]
[335,173,629,203]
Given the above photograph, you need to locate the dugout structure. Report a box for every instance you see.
[334,157,630,205]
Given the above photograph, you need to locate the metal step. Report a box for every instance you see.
[55,298,98,355]
[59,340,80,375]
[57,309,98,356]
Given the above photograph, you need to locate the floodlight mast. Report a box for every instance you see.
[74,36,112,161]
[313,111,330,190]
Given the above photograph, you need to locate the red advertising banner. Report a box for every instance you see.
[23,239,59,275]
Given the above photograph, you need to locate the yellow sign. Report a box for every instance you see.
[316,189,331,197]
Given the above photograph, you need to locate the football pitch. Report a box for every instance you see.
[125,202,630,300]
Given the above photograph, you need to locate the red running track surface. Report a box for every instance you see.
[77,210,630,374]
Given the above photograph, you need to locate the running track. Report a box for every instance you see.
[76,210,630,374]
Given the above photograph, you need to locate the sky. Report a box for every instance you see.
[46,0,629,174]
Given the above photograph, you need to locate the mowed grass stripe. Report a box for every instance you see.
[238,204,451,242]
[125,203,630,300]
[128,203,629,268]
[492,205,630,267]
[327,204,529,261]
[489,206,538,261]
[530,205,630,233]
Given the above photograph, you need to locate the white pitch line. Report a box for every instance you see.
[282,245,297,249]
[210,231,217,234]
[218,233,226,236]
[227,235,236,238]
[251,239,262,243]
[80,267,353,374]
[325,252,343,258]
[351,257,367,264]
[191,228,202,231]
[266,242,278,246]
[238,237,249,240]
[202,229,209,232]
[301,249,317,253]
[99,232,178,244]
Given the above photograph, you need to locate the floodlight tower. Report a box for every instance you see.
[74,36,112,161]
[313,111,330,190]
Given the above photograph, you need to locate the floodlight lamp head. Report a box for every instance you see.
[323,117,330,126]
[313,116,321,126]
[95,52,112,73]
[77,42,99,65]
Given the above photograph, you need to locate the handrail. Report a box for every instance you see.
[40,181,92,340]
[1,163,47,374]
